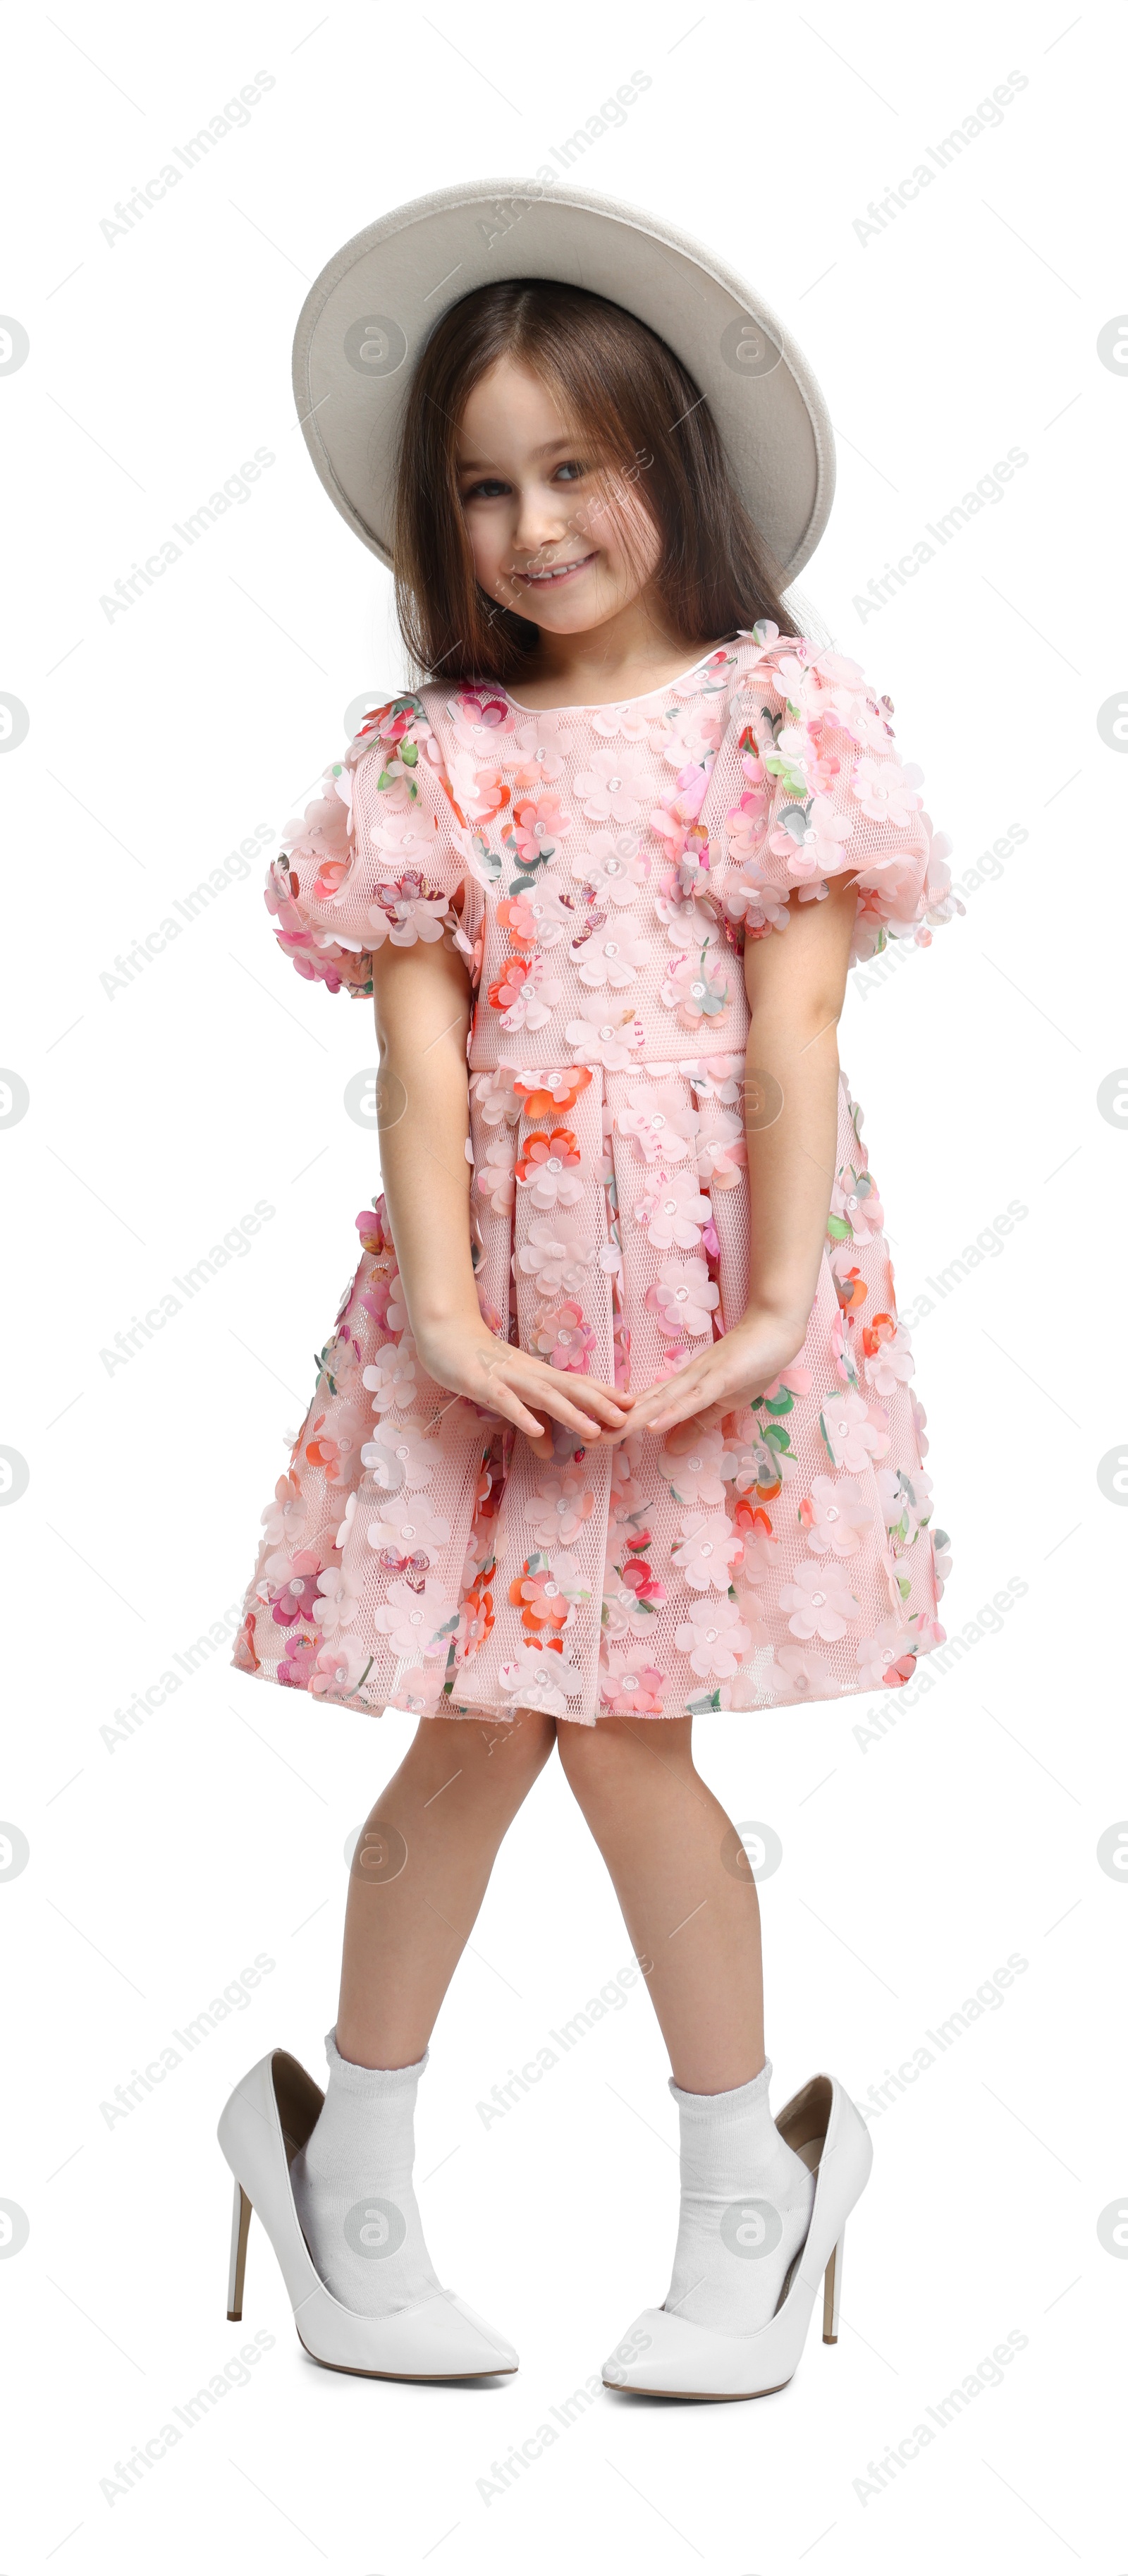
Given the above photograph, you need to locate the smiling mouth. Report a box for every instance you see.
[519,551,598,587]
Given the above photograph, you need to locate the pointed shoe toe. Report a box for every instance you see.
[219,2049,517,2383]
[602,2073,872,2403]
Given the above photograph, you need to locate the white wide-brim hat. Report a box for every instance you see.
[292,178,835,582]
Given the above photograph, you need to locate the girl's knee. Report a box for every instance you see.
[555,1712,694,1806]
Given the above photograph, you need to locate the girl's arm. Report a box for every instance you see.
[625,872,858,1436]
[372,934,630,1458]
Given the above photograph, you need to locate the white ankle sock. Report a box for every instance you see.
[290,2029,443,2317]
[663,2058,816,2336]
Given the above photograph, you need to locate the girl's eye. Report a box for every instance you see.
[553,460,584,483]
[461,477,510,502]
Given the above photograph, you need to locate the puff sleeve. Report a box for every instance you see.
[707,630,961,966]
[264,692,470,996]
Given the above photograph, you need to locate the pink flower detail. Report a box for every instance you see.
[819,1389,890,1472]
[636,1168,712,1250]
[830,1168,885,1244]
[374,1575,458,1660]
[471,1066,524,1128]
[777,1558,859,1642]
[615,1079,699,1166]
[508,721,568,786]
[660,948,732,1029]
[660,1427,728,1506]
[864,1320,915,1396]
[475,1131,517,1214]
[674,1598,752,1678]
[361,1422,441,1494]
[278,1632,321,1690]
[367,1494,451,1552]
[264,1546,324,1628]
[260,1472,305,1550]
[599,1653,667,1712]
[362,1343,418,1414]
[313,1562,366,1636]
[517,1214,594,1299]
[572,922,649,989]
[725,783,769,862]
[309,1636,372,1698]
[659,895,721,956]
[761,1643,841,1702]
[671,1510,742,1592]
[852,755,924,829]
[590,704,661,743]
[535,1300,596,1373]
[507,792,570,865]
[367,878,451,947]
[572,749,651,824]
[571,831,646,904]
[797,1475,873,1557]
[723,870,791,937]
[394,1663,449,1715]
[564,998,642,1069]
[855,1625,918,1689]
[648,1257,720,1338]
[525,1472,596,1549]
[451,685,513,739]
[497,1642,580,1713]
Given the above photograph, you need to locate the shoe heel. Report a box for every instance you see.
[227,2179,252,2322]
[822,2228,843,2344]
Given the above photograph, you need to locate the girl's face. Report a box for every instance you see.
[455,357,660,636]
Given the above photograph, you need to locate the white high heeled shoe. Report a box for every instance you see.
[602,2073,871,2401]
[218,2049,518,2382]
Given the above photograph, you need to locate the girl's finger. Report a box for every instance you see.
[508,1367,626,1433]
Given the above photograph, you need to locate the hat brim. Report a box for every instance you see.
[292,176,835,583]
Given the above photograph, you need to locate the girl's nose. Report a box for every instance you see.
[511,482,574,561]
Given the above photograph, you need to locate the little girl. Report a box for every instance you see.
[220,193,958,2402]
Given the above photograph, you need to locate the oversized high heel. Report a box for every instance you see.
[602,2073,870,2402]
[218,2049,518,2381]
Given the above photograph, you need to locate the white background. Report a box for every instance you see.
[1,1,1123,2565]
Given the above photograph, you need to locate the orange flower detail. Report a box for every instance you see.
[515,1127,581,1183]
[514,1066,593,1118]
[834,1266,868,1312]
[862,1310,896,1356]
[508,1561,571,1638]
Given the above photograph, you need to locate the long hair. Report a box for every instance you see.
[390,279,795,684]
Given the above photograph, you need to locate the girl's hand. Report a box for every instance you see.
[414,1317,633,1461]
[623,1306,810,1441]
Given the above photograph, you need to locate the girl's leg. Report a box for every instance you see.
[555,1714,814,2332]
[293,1707,556,2314]
[338,1707,557,2067]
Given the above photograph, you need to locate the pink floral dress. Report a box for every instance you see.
[233,626,960,1725]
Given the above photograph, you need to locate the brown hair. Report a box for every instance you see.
[390,279,794,684]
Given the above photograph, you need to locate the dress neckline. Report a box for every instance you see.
[498,639,736,719]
